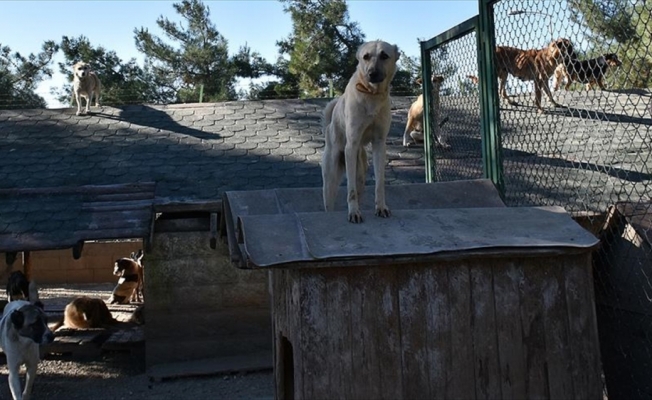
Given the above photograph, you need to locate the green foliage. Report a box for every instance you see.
[54,35,160,106]
[247,57,301,100]
[568,0,652,88]
[392,51,421,96]
[0,41,59,109]
[134,0,269,103]
[277,0,365,98]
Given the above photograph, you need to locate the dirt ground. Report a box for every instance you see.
[0,284,275,400]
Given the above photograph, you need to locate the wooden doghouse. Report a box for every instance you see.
[594,201,652,399]
[223,180,603,400]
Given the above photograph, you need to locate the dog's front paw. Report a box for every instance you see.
[75,110,82,116]
[375,207,391,218]
[348,210,364,223]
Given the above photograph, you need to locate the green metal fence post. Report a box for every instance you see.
[199,84,204,103]
[477,0,505,196]
[420,42,435,183]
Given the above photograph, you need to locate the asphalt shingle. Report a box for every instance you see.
[0,97,423,252]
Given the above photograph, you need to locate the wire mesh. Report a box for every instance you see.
[423,30,485,182]
[426,1,652,398]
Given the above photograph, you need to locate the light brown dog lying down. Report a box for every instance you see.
[495,38,576,113]
[51,297,116,330]
[403,74,446,147]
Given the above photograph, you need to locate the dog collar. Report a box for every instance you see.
[355,82,387,96]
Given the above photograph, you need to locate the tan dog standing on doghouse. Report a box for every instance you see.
[322,40,400,223]
[72,61,101,116]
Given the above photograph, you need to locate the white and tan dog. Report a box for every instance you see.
[0,299,54,400]
[72,61,101,116]
[322,40,400,223]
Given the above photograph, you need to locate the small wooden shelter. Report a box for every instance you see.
[223,179,603,400]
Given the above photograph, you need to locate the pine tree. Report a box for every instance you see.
[277,0,366,98]
[0,41,59,109]
[568,0,652,88]
[134,0,269,103]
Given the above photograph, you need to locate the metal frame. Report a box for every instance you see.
[419,2,504,196]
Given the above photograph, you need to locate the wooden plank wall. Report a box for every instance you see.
[272,253,602,400]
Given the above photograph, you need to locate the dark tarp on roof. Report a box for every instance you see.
[0,182,155,253]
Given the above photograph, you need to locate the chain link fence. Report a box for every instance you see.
[424,0,651,398]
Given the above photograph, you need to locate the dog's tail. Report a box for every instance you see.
[321,99,338,133]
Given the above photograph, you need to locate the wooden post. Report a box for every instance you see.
[23,251,32,281]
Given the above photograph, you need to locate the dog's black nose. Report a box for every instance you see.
[368,70,383,83]
[42,331,55,344]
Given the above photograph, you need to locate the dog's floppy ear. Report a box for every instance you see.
[10,309,24,329]
[393,45,400,61]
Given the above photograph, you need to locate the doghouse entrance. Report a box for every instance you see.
[279,335,295,400]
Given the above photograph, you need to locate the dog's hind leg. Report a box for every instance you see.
[95,84,101,107]
[403,115,414,147]
[371,137,390,218]
[321,139,345,212]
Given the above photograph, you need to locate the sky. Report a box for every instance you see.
[0,0,480,108]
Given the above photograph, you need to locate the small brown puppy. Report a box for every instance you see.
[553,53,622,91]
[72,61,101,116]
[53,297,116,330]
[495,38,576,112]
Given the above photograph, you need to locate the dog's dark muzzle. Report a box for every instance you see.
[41,330,54,345]
[368,69,385,84]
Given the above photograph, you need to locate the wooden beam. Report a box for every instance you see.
[5,252,17,266]
[23,251,32,281]
[210,212,218,249]
[0,182,156,196]
[72,241,85,260]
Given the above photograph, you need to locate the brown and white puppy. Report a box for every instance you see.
[52,297,116,330]
[72,61,101,116]
[0,300,54,400]
[403,74,446,147]
[553,53,622,91]
[108,253,143,304]
[495,38,576,113]
[322,40,400,223]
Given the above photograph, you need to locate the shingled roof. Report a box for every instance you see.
[0,97,424,252]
